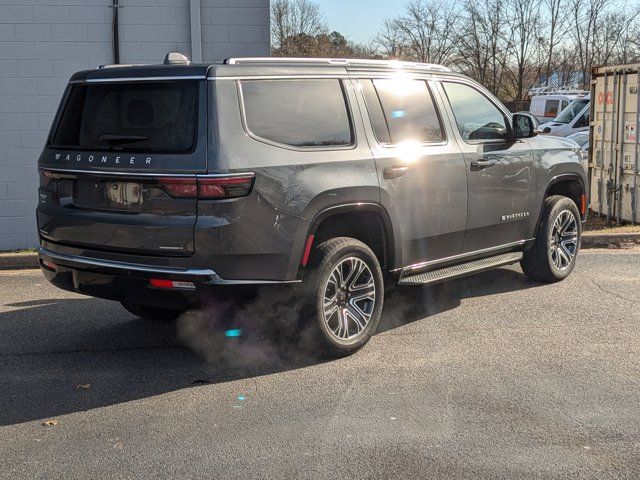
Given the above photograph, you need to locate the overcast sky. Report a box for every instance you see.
[319,0,400,44]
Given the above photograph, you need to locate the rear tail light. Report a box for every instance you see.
[157,178,198,198]
[157,174,254,200]
[197,175,255,199]
[149,278,196,290]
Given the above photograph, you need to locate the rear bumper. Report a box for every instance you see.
[38,246,300,309]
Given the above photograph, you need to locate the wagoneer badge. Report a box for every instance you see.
[54,152,153,167]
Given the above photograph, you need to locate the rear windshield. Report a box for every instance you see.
[50,81,198,153]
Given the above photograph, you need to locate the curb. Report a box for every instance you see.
[0,234,639,270]
[0,252,39,270]
[581,233,640,249]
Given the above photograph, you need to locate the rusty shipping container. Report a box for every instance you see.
[590,63,640,224]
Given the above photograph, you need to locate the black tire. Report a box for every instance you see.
[521,195,582,283]
[120,301,183,322]
[300,237,384,357]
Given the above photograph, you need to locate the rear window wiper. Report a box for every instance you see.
[98,134,150,146]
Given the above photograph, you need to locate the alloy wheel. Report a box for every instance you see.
[322,257,376,341]
[549,209,578,271]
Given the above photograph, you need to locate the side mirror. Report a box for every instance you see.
[513,113,540,139]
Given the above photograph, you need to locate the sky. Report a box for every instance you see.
[318,0,402,45]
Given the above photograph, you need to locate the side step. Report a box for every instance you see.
[398,252,523,286]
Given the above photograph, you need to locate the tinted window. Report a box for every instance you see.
[443,82,508,141]
[362,79,443,143]
[360,80,391,144]
[51,81,198,153]
[240,79,353,148]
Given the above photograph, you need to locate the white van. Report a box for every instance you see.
[529,94,575,123]
[539,96,590,136]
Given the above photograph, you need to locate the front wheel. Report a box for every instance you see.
[521,195,581,283]
[301,237,384,357]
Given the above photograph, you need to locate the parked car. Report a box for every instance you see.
[566,130,589,169]
[539,95,590,136]
[37,55,588,355]
[529,92,585,123]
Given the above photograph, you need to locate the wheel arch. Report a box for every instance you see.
[532,173,587,240]
[301,203,400,273]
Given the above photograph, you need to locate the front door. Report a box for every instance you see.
[356,77,468,266]
[438,80,536,253]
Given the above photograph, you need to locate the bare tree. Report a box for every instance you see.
[456,0,512,95]
[542,0,569,86]
[271,0,327,56]
[388,0,462,64]
[503,0,545,104]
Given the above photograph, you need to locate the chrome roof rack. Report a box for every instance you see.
[225,57,451,72]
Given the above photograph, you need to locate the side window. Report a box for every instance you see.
[240,79,353,148]
[561,100,569,110]
[360,78,444,144]
[544,99,560,117]
[575,111,589,128]
[442,82,509,142]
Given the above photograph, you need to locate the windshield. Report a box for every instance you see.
[50,81,198,153]
[553,99,589,124]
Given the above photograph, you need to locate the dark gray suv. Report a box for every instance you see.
[37,56,587,355]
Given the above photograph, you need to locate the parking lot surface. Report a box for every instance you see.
[1,247,639,479]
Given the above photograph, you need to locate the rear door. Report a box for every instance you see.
[37,79,206,256]
[437,80,536,253]
[356,76,467,266]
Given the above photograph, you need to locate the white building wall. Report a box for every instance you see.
[0,0,270,250]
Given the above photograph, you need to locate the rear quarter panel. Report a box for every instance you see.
[528,135,587,234]
[204,78,381,280]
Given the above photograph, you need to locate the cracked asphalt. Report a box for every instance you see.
[1,247,639,479]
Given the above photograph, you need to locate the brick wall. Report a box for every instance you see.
[0,0,270,250]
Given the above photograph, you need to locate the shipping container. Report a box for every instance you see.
[589,63,640,224]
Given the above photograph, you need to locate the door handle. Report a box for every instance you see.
[470,159,496,171]
[383,166,408,179]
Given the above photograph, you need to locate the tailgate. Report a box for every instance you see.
[37,78,206,256]
[38,171,197,256]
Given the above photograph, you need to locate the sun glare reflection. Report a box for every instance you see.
[395,141,423,164]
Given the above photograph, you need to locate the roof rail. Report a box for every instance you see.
[225,57,451,72]
[97,63,143,69]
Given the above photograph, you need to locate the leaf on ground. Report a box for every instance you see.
[77,384,92,389]
[42,419,57,427]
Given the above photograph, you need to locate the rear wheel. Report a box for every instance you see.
[521,195,581,283]
[120,301,183,322]
[301,237,384,356]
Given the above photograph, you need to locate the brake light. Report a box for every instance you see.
[149,278,196,290]
[197,175,255,199]
[157,174,254,199]
[157,178,198,198]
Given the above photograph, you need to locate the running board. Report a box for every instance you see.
[398,252,523,286]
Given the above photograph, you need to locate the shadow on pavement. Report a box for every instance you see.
[0,267,538,426]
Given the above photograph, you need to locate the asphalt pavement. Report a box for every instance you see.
[1,247,639,479]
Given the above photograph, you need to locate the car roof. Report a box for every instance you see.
[68,57,464,83]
